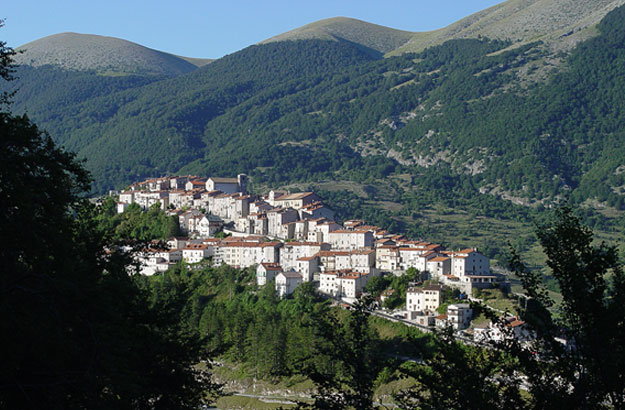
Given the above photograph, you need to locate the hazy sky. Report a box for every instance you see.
[3,0,503,59]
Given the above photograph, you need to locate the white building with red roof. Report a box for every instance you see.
[376,245,401,272]
[273,192,321,209]
[399,247,440,271]
[296,256,319,282]
[299,201,335,221]
[427,256,452,278]
[256,262,283,286]
[319,270,370,299]
[446,303,473,330]
[267,208,299,238]
[185,178,207,191]
[134,191,169,210]
[307,219,341,243]
[279,242,330,272]
[206,174,247,194]
[119,191,134,205]
[214,241,282,268]
[450,248,490,276]
[406,284,443,313]
[182,243,213,264]
[317,249,377,274]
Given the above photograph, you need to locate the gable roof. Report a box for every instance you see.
[260,262,282,271]
[276,192,316,201]
[457,248,477,254]
[278,271,302,279]
[209,177,238,184]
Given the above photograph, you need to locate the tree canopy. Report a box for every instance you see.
[0,29,216,409]
[396,207,625,409]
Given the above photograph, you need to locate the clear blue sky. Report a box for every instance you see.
[3,0,504,59]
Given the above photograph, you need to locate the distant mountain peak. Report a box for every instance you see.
[260,0,625,57]
[393,0,625,55]
[260,17,414,55]
[15,32,199,76]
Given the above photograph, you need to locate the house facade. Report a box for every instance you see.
[256,262,283,286]
[406,284,443,313]
[275,271,302,298]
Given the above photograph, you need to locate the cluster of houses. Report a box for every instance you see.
[118,175,510,332]
[402,283,533,344]
[403,284,473,331]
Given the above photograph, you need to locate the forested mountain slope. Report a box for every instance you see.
[5,4,625,241]
[7,39,378,191]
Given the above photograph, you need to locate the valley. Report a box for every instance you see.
[4,1,625,408]
[5,2,625,247]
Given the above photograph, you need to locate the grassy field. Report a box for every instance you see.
[478,288,520,315]
[214,395,297,409]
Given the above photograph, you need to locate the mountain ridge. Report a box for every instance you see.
[259,17,414,56]
[15,0,625,71]
[394,0,625,54]
[5,2,625,242]
[15,32,199,76]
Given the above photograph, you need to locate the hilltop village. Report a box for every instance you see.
[116,174,515,337]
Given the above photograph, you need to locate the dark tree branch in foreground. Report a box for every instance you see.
[396,207,625,410]
[0,28,217,410]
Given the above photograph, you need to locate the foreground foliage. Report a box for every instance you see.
[139,263,439,409]
[0,34,215,409]
[396,208,625,409]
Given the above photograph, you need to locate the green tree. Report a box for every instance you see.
[297,297,382,410]
[510,207,625,409]
[395,328,526,410]
[95,198,180,241]
[0,33,217,409]
[396,207,625,409]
